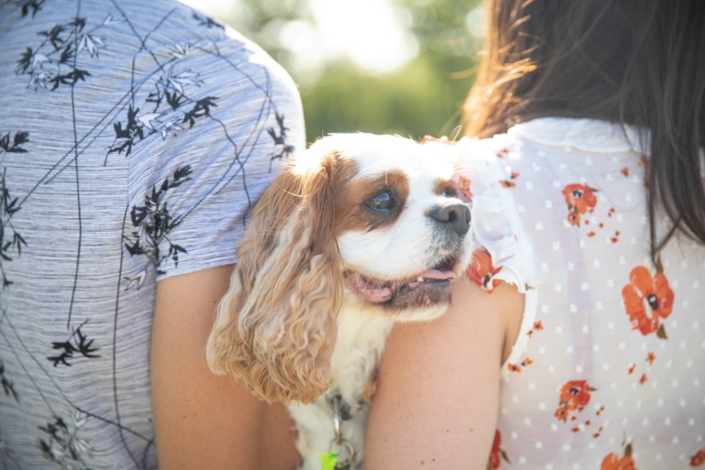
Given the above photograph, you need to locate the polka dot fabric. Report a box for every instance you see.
[455,118,705,469]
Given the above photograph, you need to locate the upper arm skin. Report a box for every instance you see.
[365,278,524,470]
[151,264,300,470]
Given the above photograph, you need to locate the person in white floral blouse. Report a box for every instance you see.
[365,1,705,469]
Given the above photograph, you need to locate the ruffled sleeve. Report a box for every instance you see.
[453,136,535,294]
[452,136,539,368]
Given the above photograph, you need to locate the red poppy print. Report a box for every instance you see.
[568,212,581,226]
[556,380,597,423]
[421,135,449,145]
[622,266,674,337]
[508,357,533,372]
[562,183,598,226]
[498,170,519,189]
[560,380,593,410]
[601,452,636,470]
[646,352,655,366]
[620,167,630,177]
[608,231,621,244]
[458,175,473,199]
[639,373,647,386]
[487,429,510,469]
[691,448,705,467]
[467,247,502,293]
[526,321,544,337]
[555,407,568,421]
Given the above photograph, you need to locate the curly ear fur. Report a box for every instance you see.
[207,149,343,404]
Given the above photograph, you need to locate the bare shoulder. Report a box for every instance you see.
[364,278,523,469]
[151,265,300,470]
[379,278,524,372]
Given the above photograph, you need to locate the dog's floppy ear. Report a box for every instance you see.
[207,145,343,404]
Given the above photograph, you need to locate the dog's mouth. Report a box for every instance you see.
[343,256,458,304]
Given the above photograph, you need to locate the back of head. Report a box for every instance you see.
[464,0,705,259]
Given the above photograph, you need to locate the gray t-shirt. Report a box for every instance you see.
[0,0,304,468]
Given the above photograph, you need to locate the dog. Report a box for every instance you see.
[207,133,475,469]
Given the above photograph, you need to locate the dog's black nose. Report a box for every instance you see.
[429,203,471,237]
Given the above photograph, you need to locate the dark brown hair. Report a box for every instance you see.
[463,0,705,258]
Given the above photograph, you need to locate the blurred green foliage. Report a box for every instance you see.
[210,0,482,143]
[300,52,475,142]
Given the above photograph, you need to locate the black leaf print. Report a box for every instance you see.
[268,112,295,171]
[1,165,29,288]
[16,47,33,75]
[165,91,184,110]
[38,438,54,461]
[58,44,74,64]
[107,105,144,157]
[182,96,218,128]
[75,328,100,358]
[193,13,224,31]
[146,68,202,113]
[68,16,86,32]
[124,166,192,274]
[17,16,106,92]
[37,411,93,469]
[0,361,20,404]
[173,166,192,182]
[0,131,29,153]
[38,24,68,50]
[48,68,91,90]
[21,0,45,18]
[47,322,101,367]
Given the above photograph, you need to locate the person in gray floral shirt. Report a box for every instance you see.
[0,0,304,467]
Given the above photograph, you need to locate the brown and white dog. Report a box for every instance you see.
[207,133,474,469]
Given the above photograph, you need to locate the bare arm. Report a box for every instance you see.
[365,278,523,469]
[151,264,300,470]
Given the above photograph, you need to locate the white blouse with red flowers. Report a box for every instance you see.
[454,118,705,470]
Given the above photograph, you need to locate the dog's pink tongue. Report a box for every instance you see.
[344,269,457,303]
[418,268,456,281]
[344,275,392,303]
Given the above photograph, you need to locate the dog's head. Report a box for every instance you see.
[207,134,474,403]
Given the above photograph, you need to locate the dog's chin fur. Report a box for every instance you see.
[380,282,453,314]
[374,298,451,323]
[206,133,475,469]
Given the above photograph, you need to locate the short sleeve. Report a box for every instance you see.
[453,135,539,366]
[454,136,533,292]
[124,29,305,281]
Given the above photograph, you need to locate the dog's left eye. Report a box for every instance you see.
[365,191,393,212]
[443,188,457,198]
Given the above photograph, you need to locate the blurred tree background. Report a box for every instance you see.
[180,0,485,143]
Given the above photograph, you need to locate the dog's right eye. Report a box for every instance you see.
[365,191,393,212]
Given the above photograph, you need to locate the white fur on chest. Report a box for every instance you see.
[287,304,394,470]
